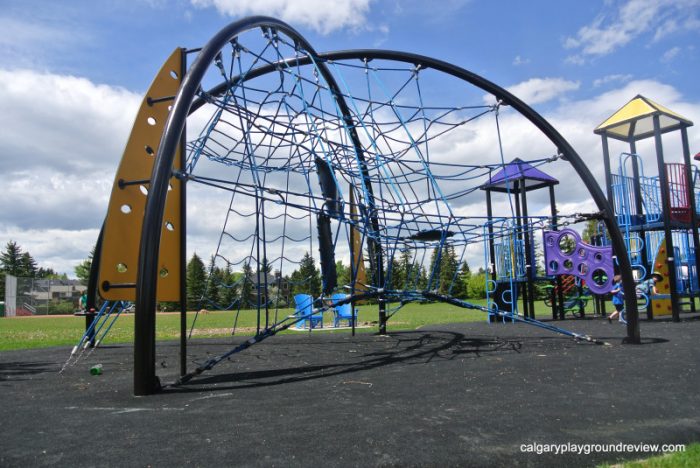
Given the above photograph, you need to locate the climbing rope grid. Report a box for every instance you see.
[161,26,608,383]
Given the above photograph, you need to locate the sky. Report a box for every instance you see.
[1,0,699,278]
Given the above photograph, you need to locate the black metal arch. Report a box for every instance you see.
[135,16,386,395]
[192,46,640,341]
[136,18,640,395]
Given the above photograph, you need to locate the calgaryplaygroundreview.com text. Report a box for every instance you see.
[520,442,686,456]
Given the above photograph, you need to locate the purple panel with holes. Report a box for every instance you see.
[543,229,614,294]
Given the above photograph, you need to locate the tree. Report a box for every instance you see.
[74,245,96,285]
[460,261,471,278]
[427,247,440,289]
[450,258,468,298]
[467,271,487,299]
[19,252,38,277]
[417,265,428,290]
[399,249,414,287]
[335,260,350,288]
[240,261,253,308]
[387,256,403,290]
[0,241,24,276]
[221,264,238,309]
[439,245,459,295]
[583,219,608,245]
[291,252,320,296]
[186,253,207,310]
[37,267,62,279]
[206,255,220,307]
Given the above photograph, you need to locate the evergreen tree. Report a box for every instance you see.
[417,265,428,290]
[399,249,414,287]
[439,245,459,295]
[295,252,320,296]
[450,259,468,298]
[240,261,253,308]
[427,247,441,290]
[460,261,471,278]
[186,253,207,310]
[19,252,38,277]
[37,267,61,279]
[206,255,220,307]
[0,241,23,276]
[387,256,403,290]
[221,264,238,308]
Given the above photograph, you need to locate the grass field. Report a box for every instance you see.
[599,443,700,467]
[0,299,588,351]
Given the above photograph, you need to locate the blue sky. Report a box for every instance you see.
[1,0,699,276]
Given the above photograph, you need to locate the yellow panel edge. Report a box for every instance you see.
[98,48,184,302]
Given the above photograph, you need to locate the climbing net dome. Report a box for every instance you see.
[94,17,635,394]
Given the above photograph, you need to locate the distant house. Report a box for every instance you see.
[27,279,87,301]
[4,275,87,316]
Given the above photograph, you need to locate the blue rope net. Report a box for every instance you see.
[173,28,604,382]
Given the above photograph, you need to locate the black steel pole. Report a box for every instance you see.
[85,224,105,347]
[179,48,188,378]
[681,127,700,310]
[652,115,681,322]
[486,189,498,322]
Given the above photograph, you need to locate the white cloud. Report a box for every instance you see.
[190,0,374,34]
[0,69,141,275]
[564,0,700,62]
[513,55,530,66]
[502,78,580,105]
[593,74,633,87]
[653,15,700,42]
[661,46,682,62]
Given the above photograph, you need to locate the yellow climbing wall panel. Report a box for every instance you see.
[98,49,183,301]
[651,240,672,317]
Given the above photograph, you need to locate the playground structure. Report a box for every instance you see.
[479,159,614,321]
[84,16,640,395]
[595,95,698,321]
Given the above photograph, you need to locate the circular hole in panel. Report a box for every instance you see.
[116,263,128,273]
[167,105,173,112]
[159,267,169,278]
[120,204,132,214]
[145,145,155,156]
[548,260,559,272]
[147,116,157,126]
[563,259,573,270]
[169,70,178,79]
[578,248,587,259]
[594,253,603,262]
[546,237,554,246]
[139,185,148,196]
[165,221,175,232]
[578,263,589,275]
[558,233,576,255]
[591,269,609,286]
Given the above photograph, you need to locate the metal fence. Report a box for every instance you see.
[4,275,87,316]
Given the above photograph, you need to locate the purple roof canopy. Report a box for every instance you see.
[481,158,559,193]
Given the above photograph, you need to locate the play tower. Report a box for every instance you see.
[595,95,699,321]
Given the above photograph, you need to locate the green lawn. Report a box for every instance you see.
[0,299,597,351]
[599,443,700,467]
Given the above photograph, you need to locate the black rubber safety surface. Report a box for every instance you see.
[1,317,699,467]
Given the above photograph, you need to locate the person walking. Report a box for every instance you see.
[609,274,624,323]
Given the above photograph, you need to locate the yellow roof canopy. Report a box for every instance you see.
[594,94,693,142]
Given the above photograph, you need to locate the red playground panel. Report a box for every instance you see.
[666,163,690,223]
